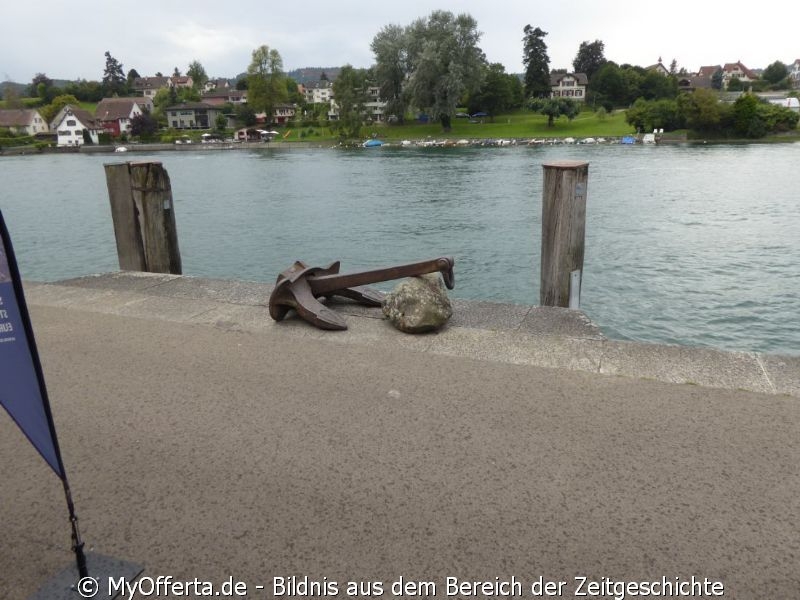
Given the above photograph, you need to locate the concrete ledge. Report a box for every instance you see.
[26,271,799,397]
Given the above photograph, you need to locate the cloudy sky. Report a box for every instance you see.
[2,0,797,83]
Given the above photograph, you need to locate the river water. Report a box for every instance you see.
[1,143,798,355]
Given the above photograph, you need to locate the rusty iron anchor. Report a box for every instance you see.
[269,256,455,330]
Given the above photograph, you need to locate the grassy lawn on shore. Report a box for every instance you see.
[280,109,634,143]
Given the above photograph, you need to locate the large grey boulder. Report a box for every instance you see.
[382,273,453,333]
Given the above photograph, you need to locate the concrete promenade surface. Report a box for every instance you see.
[1,272,798,599]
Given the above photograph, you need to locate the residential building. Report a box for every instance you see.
[133,76,170,99]
[203,79,231,93]
[168,76,194,90]
[95,98,145,137]
[302,80,334,105]
[697,65,722,79]
[550,72,588,102]
[253,105,297,125]
[201,89,247,107]
[0,109,49,135]
[165,102,222,129]
[722,62,757,89]
[271,104,296,125]
[325,86,387,122]
[51,105,103,146]
[365,86,387,122]
[647,58,671,76]
[789,59,800,89]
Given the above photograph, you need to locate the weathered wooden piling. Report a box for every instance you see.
[104,161,181,274]
[540,160,588,308]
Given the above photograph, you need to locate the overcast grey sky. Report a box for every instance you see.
[2,0,797,83]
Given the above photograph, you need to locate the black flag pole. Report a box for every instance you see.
[0,210,141,598]
[0,210,88,579]
[64,480,89,579]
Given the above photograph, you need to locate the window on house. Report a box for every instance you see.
[66,120,76,126]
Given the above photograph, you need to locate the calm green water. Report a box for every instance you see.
[1,143,798,355]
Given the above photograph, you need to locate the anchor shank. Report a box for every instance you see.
[307,257,454,295]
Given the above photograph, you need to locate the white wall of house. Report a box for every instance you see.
[28,111,49,134]
[0,110,49,135]
[54,111,100,147]
[790,61,800,89]
[551,76,586,101]
[305,86,333,104]
[365,86,387,121]
[167,108,197,129]
[722,64,754,88]
[120,103,143,133]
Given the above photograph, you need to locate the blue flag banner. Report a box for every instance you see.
[0,210,66,480]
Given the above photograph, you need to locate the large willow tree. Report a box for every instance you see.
[372,11,485,131]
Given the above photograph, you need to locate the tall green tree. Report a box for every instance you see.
[153,87,178,116]
[588,61,624,109]
[371,24,409,124]
[102,51,126,96]
[126,68,141,90]
[247,45,288,124]
[29,73,60,104]
[762,61,788,86]
[404,10,485,131]
[187,60,208,89]
[285,77,303,105]
[639,70,678,100]
[572,40,606,81]
[522,25,550,99]
[680,88,722,132]
[235,104,257,127]
[468,63,521,116]
[669,59,678,75]
[331,65,369,140]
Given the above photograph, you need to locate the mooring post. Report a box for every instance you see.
[540,160,588,308]
[104,161,181,274]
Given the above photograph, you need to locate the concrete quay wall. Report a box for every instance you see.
[25,271,799,397]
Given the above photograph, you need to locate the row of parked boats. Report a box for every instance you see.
[363,135,657,148]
